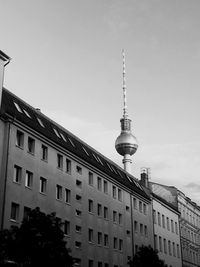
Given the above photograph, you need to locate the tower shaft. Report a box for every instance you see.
[115,50,138,174]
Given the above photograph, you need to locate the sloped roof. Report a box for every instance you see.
[1,88,150,200]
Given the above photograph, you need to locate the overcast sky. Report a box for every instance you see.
[1,0,200,204]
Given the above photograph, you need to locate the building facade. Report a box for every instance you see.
[151,182,200,267]
[152,194,182,267]
[0,51,154,267]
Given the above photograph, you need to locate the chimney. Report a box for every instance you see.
[0,50,10,106]
[140,167,150,188]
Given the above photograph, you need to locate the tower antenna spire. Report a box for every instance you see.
[122,49,128,118]
[115,50,138,173]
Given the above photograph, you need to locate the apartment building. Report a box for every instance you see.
[0,50,154,267]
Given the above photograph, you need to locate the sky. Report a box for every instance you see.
[1,0,200,204]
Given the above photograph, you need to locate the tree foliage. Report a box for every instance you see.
[0,208,74,267]
[128,245,167,267]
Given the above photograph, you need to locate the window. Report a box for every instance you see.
[41,144,48,161]
[164,239,167,254]
[23,206,31,220]
[153,210,157,224]
[167,217,170,231]
[134,221,138,232]
[177,244,180,258]
[75,241,81,249]
[65,189,71,203]
[97,203,102,216]
[113,237,118,249]
[88,172,93,185]
[144,225,148,237]
[88,229,93,242]
[98,232,102,245]
[171,220,174,232]
[56,185,62,200]
[162,215,165,228]
[126,206,130,212]
[126,230,131,237]
[14,102,22,113]
[66,159,71,174]
[104,234,109,246]
[76,180,82,188]
[175,222,178,234]
[53,128,60,138]
[75,209,82,216]
[168,240,171,255]
[104,264,109,267]
[64,220,70,235]
[154,235,158,250]
[113,211,117,223]
[119,239,123,251]
[75,225,82,233]
[76,165,82,174]
[57,154,63,169]
[104,207,108,219]
[25,170,33,188]
[158,212,161,226]
[119,213,122,225]
[159,236,162,252]
[139,201,142,212]
[140,224,143,235]
[76,194,82,202]
[133,198,137,209]
[37,117,45,127]
[16,130,24,148]
[97,177,102,191]
[40,177,47,194]
[112,186,117,198]
[118,189,122,201]
[172,242,176,257]
[98,262,103,267]
[27,137,35,154]
[88,199,94,213]
[88,260,94,267]
[104,180,108,194]
[13,165,22,183]
[11,202,19,221]
[143,203,147,215]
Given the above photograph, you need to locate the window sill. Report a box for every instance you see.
[27,151,35,156]
[16,145,24,150]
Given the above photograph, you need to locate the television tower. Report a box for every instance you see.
[115,50,138,173]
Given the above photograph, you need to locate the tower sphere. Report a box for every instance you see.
[115,131,138,156]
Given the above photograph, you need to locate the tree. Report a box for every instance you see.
[128,245,167,267]
[0,207,74,267]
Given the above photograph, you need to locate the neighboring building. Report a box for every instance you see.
[140,170,182,267]
[152,194,182,267]
[150,182,200,267]
[0,51,154,267]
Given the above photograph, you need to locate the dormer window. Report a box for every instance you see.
[23,109,31,118]
[53,128,60,138]
[60,133,67,142]
[14,102,23,113]
[68,137,75,147]
[82,147,89,156]
[37,117,45,127]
